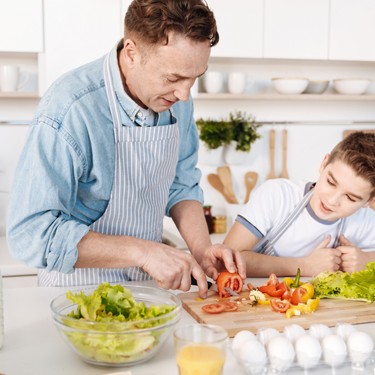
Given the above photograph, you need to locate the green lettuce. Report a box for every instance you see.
[310,262,375,302]
[61,283,177,364]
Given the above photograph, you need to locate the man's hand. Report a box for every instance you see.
[303,236,342,275]
[337,235,369,273]
[140,243,208,298]
[194,243,247,282]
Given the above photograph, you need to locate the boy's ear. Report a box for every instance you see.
[319,154,330,173]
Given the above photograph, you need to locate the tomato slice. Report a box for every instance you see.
[202,303,225,314]
[291,286,308,305]
[259,281,288,298]
[266,273,279,286]
[216,271,244,298]
[220,301,238,312]
[270,298,291,313]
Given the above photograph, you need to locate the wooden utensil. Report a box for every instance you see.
[207,173,237,204]
[217,165,238,203]
[266,129,277,179]
[244,171,258,203]
[279,129,289,179]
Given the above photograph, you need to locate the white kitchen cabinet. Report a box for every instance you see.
[40,0,124,94]
[329,0,375,62]
[264,0,329,60]
[208,0,263,58]
[0,0,43,52]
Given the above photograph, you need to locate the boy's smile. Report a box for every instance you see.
[310,157,374,221]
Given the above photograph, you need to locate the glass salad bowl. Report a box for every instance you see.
[50,283,182,367]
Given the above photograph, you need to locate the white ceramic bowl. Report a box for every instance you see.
[203,71,224,94]
[50,284,182,367]
[272,77,309,95]
[304,80,329,94]
[333,78,370,95]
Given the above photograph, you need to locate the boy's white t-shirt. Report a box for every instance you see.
[236,179,375,257]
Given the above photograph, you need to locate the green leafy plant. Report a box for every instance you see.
[230,111,262,152]
[196,111,261,152]
[196,118,232,149]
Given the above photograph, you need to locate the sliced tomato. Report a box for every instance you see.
[220,301,238,312]
[202,303,225,314]
[216,271,244,298]
[266,273,279,286]
[270,298,291,313]
[291,286,308,305]
[247,282,255,291]
[259,281,288,298]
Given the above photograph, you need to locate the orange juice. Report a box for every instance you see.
[176,344,225,375]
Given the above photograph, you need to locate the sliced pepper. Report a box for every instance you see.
[285,298,320,318]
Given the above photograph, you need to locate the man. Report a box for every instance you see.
[7,0,245,297]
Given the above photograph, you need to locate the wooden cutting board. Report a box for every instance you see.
[179,290,375,337]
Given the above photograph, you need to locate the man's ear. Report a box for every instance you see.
[319,153,330,174]
[123,38,137,66]
[363,196,375,209]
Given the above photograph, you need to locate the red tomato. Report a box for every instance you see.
[216,271,244,298]
[266,273,279,286]
[270,298,291,313]
[259,281,288,298]
[220,301,238,312]
[291,286,308,305]
[202,303,225,314]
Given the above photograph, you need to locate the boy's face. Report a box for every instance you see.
[311,155,374,221]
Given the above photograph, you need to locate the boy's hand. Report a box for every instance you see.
[337,235,369,273]
[304,235,342,274]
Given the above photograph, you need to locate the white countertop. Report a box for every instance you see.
[1,280,374,375]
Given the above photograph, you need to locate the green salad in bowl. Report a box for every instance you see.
[50,282,182,366]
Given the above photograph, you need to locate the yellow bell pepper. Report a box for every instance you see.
[285,298,320,318]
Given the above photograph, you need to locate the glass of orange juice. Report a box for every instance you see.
[174,324,228,375]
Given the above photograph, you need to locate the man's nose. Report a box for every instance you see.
[174,80,195,102]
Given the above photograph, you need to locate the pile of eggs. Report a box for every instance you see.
[232,323,374,374]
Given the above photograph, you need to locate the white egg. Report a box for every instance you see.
[347,331,374,365]
[232,330,256,356]
[239,339,267,372]
[283,324,305,343]
[309,324,332,341]
[257,327,281,346]
[322,334,347,367]
[295,334,322,369]
[336,322,357,341]
[267,336,295,372]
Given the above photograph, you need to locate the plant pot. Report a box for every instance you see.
[198,143,224,166]
[224,142,249,165]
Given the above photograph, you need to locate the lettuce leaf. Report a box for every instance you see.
[61,283,177,364]
[310,262,375,302]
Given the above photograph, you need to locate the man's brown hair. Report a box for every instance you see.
[327,131,375,198]
[124,0,219,47]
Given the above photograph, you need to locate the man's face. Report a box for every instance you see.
[310,157,374,221]
[121,32,210,112]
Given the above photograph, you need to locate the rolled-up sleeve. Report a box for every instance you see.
[7,117,90,273]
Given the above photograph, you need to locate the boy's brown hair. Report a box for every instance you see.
[124,0,219,47]
[327,131,375,198]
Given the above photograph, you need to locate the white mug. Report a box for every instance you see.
[228,72,247,94]
[203,71,224,94]
[0,65,20,92]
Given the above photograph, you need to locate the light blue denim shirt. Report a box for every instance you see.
[7,42,203,273]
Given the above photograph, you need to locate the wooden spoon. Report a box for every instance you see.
[207,173,237,203]
[217,166,238,204]
[279,129,289,179]
[244,171,258,203]
[267,129,277,179]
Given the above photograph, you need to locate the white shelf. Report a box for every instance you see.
[195,93,375,101]
[0,91,39,99]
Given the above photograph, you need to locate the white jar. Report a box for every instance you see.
[203,71,224,94]
[228,72,247,94]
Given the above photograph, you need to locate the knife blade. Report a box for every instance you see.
[224,287,239,297]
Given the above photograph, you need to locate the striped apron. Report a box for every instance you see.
[253,188,345,256]
[38,53,180,286]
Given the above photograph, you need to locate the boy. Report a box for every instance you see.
[224,131,375,276]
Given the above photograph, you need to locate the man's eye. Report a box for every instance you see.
[346,195,356,202]
[327,179,335,186]
[167,78,178,83]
